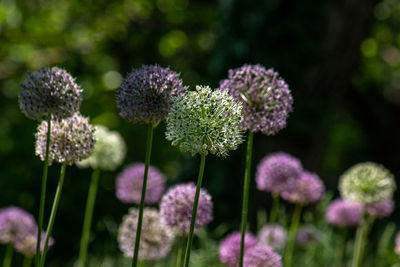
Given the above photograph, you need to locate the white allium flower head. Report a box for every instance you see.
[166,85,244,157]
[77,125,126,171]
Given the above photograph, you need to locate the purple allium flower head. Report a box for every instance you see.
[116,65,187,125]
[0,207,36,244]
[256,152,303,194]
[116,163,166,204]
[295,225,321,246]
[19,67,82,121]
[220,64,293,135]
[35,113,95,165]
[218,231,257,267]
[258,224,287,250]
[14,231,54,258]
[366,199,394,218]
[395,232,400,256]
[118,208,174,260]
[159,182,213,234]
[243,244,282,267]
[281,171,324,205]
[325,199,363,227]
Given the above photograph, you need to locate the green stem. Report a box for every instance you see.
[269,194,280,224]
[39,162,67,267]
[3,243,13,267]
[78,168,101,267]
[351,210,371,267]
[131,123,154,267]
[23,257,33,267]
[35,119,51,267]
[176,236,185,267]
[238,132,254,267]
[284,204,303,267]
[183,154,207,267]
[335,228,348,267]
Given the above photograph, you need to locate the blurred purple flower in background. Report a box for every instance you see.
[281,171,324,205]
[366,199,394,218]
[325,199,363,227]
[14,231,54,258]
[257,224,287,250]
[0,206,36,244]
[218,231,257,267]
[295,225,322,246]
[243,244,282,267]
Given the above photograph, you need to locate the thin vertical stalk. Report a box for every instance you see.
[269,194,280,224]
[35,119,51,267]
[284,204,303,267]
[39,162,67,267]
[183,154,207,267]
[176,236,185,267]
[78,168,101,267]
[238,132,254,267]
[131,123,154,267]
[351,211,370,267]
[23,257,33,267]
[3,243,13,267]
[335,228,348,267]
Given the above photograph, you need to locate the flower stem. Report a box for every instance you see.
[39,162,67,267]
[23,257,33,267]
[3,243,13,267]
[176,236,185,267]
[35,119,51,267]
[284,204,303,267]
[269,194,280,224]
[335,228,348,267]
[183,153,207,267]
[78,168,101,267]
[239,132,254,267]
[351,211,372,267]
[131,123,154,267]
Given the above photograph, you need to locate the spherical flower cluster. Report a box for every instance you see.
[295,225,321,246]
[116,65,187,125]
[395,232,400,256]
[77,125,126,171]
[218,232,257,267]
[256,152,303,195]
[159,183,213,234]
[166,85,244,157]
[257,224,287,250]
[35,113,95,165]
[281,171,324,205]
[14,231,54,258]
[118,208,174,260]
[325,199,363,227]
[116,163,166,204]
[339,162,396,204]
[220,64,293,135]
[243,244,282,267]
[366,199,394,218]
[0,207,36,244]
[19,67,82,121]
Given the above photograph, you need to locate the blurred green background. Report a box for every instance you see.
[1,0,400,265]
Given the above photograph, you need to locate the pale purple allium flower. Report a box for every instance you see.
[325,199,363,227]
[159,183,213,234]
[14,231,54,258]
[116,65,187,125]
[0,207,36,244]
[116,163,166,204]
[295,225,321,246]
[218,231,257,267]
[395,232,400,256]
[366,199,394,218]
[35,113,95,165]
[19,67,82,121]
[255,152,303,195]
[220,64,293,135]
[281,171,324,205]
[243,244,282,267]
[118,208,174,260]
[258,224,287,250]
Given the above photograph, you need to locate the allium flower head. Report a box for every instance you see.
[159,182,213,234]
[220,64,293,135]
[281,171,324,205]
[366,199,394,218]
[116,163,166,204]
[77,125,126,171]
[218,231,257,267]
[118,208,174,260]
[339,162,396,204]
[14,231,54,258]
[258,224,287,250]
[19,67,82,121]
[35,113,95,165]
[0,207,36,244]
[166,85,243,157]
[395,232,400,256]
[243,244,282,267]
[325,199,363,227]
[256,152,303,194]
[295,225,321,246]
[116,65,187,125]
